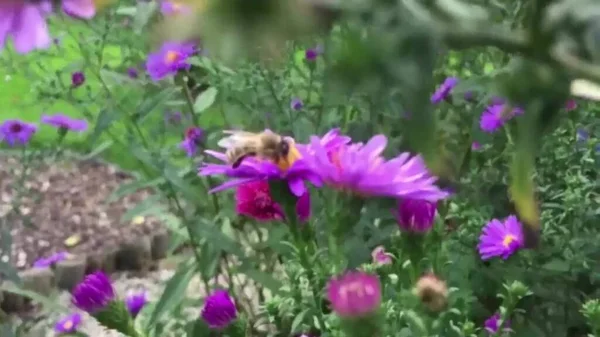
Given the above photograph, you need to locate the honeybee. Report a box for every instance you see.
[217,130,294,169]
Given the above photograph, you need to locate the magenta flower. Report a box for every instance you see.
[0,1,52,54]
[326,271,381,318]
[160,1,190,15]
[484,312,511,334]
[180,127,203,157]
[565,99,577,111]
[71,71,85,88]
[72,271,116,313]
[0,119,37,146]
[235,181,284,222]
[199,134,322,197]
[479,104,505,133]
[371,246,392,266]
[145,41,196,81]
[478,215,524,260]
[54,312,82,335]
[41,114,88,132]
[394,198,437,233]
[472,142,482,151]
[33,251,68,268]
[125,291,147,318]
[62,0,95,19]
[290,97,304,110]
[295,190,311,222]
[305,45,323,61]
[305,134,449,201]
[296,128,351,157]
[201,289,237,329]
[431,77,458,103]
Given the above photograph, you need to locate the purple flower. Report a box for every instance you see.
[464,91,475,102]
[484,312,511,334]
[199,131,322,197]
[72,271,116,313]
[290,97,304,110]
[33,251,68,268]
[201,289,237,329]
[145,41,196,81]
[165,111,183,125]
[54,312,82,335]
[41,114,88,132]
[326,271,381,318]
[180,127,203,157]
[431,77,458,104]
[577,129,589,143]
[478,215,524,261]
[479,104,505,133]
[125,291,147,318]
[305,45,323,61]
[0,1,52,54]
[62,0,96,19]
[296,128,351,157]
[160,1,190,15]
[565,99,577,111]
[0,119,37,146]
[71,71,85,88]
[472,141,482,151]
[394,199,437,233]
[490,96,505,105]
[371,246,392,266]
[127,67,139,79]
[304,133,450,201]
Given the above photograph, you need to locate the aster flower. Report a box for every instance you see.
[54,312,82,335]
[127,67,139,79]
[199,131,321,197]
[180,126,203,157]
[72,271,116,313]
[394,198,437,233]
[62,0,95,19]
[235,181,284,221]
[565,99,577,111]
[71,71,85,88]
[125,291,147,318]
[484,312,511,334]
[472,142,482,151]
[41,114,88,132]
[305,134,449,201]
[326,271,381,318]
[371,246,392,266]
[0,1,52,54]
[413,273,448,312]
[201,289,237,329]
[33,251,68,268]
[305,45,323,61]
[431,77,458,104]
[290,97,304,110]
[160,0,190,15]
[145,41,196,81]
[0,119,37,146]
[478,215,524,260]
[296,128,351,157]
[479,104,505,133]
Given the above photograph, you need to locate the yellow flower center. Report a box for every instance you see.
[164,50,180,64]
[502,234,516,248]
[171,2,181,11]
[63,320,73,330]
[276,142,301,172]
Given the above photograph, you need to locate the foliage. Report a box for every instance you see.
[0,0,599,337]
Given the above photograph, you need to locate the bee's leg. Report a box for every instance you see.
[232,152,257,168]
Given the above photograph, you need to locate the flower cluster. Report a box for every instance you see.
[0,114,88,147]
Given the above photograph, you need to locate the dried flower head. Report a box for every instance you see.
[414,273,448,312]
[326,271,382,318]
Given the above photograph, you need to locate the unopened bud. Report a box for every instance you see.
[413,274,448,312]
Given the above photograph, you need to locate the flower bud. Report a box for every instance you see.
[413,273,448,312]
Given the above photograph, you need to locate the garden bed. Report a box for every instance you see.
[0,155,170,313]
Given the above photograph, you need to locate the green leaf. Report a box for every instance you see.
[186,320,211,337]
[291,308,311,333]
[237,263,282,293]
[120,194,166,222]
[193,87,218,114]
[0,284,68,312]
[542,259,570,273]
[195,218,244,257]
[115,6,137,16]
[89,108,120,145]
[79,140,114,161]
[100,69,134,87]
[136,87,178,123]
[145,258,197,331]
[133,1,158,34]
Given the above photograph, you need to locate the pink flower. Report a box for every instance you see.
[394,199,437,233]
[235,181,311,223]
[0,1,52,54]
[371,246,392,266]
[326,271,381,318]
[565,99,577,111]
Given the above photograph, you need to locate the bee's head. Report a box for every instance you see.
[279,139,290,156]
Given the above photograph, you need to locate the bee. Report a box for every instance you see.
[217,130,294,169]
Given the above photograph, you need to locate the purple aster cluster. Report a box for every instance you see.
[33,251,69,268]
[0,0,96,54]
[145,41,197,81]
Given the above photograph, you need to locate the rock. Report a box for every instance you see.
[86,247,118,274]
[20,267,55,296]
[55,257,87,291]
[0,281,25,313]
[115,236,152,271]
[151,230,170,260]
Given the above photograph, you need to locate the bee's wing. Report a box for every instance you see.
[217,130,259,149]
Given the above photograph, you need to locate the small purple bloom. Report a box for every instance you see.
[127,67,139,79]
[431,77,458,104]
[54,312,82,335]
[0,1,52,54]
[180,126,203,157]
[484,312,511,334]
[71,71,85,88]
[145,41,196,81]
[0,119,38,146]
[72,271,116,313]
[33,251,69,268]
[478,215,524,261]
[201,289,237,329]
[394,199,437,233]
[305,45,323,61]
[125,291,147,317]
[160,1,190,15]
[290,97,304,110]
[565,99,577,111]
[326,271,381,318]
[577,129,589,143]
[479,104,505,133]
[472,142,482,151]
[165,111,183,125]
[41,114,88,132]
